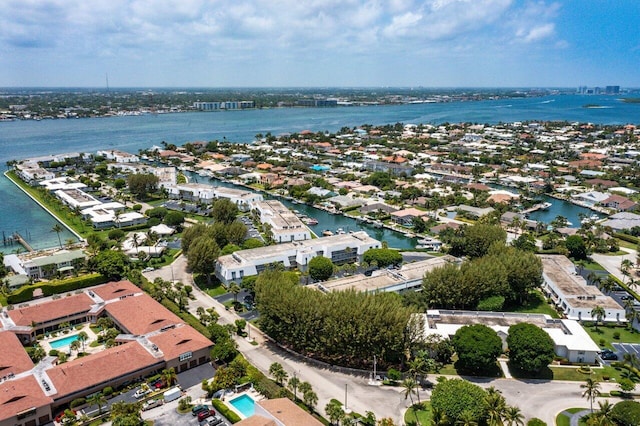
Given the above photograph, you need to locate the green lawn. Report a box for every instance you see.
[404,403,432,426]
[556,408,589,426]
[509,291,560,318]
[580,260,606,271]
[583,324,640,350]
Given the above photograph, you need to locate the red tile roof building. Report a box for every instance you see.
[0,281,212,426]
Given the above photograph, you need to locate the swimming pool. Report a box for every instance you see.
[49,334,80,350]
[229,394,255,418]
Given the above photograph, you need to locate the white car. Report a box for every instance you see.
[134,388,152,399]
[142,267,155,273]
[142,399,164,411]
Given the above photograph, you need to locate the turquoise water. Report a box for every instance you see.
[229,394,255,418]
[1,94,639,251]
[49,334,80,349]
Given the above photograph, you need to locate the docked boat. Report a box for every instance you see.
[336,228,346,235]
[322,230,334,236]
[540,202,552,210]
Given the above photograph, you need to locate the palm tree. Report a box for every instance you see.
[484,388,506,426]
[229,282,241,304]
[51,223,64,248]
[288,375,300,402]
[303,389,318,409]
[88,392,107,415]
[77,331,89,352]
[581,378,601,413]
[268,362,288,386]
[325,400,345,425]
[70,339,81,355]
[402,378,420,425]
[590,305,606,331]
[455,410,478,426]
[162,368,177,387]
[503,406,524,426]
[621,259,633,283]
[589,400,615,426]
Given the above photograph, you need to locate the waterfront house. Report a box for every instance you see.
[3,250,86,280]
[252,200,311,243]
[600,194,638,212]
[390,208,429,226]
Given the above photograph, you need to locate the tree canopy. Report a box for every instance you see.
[89,250,130,281]
[452,324,502,373]
[430,378,488,424]
[255,269,415,368]
[565,235,588,260]
[362,248,403,268]
[308,256,334,281]
[186,236,220,285]
[507,323,554,373]
[447,223,507,258]
[211,199,239,224]
[127,173,159,198]
[612,400,640,426]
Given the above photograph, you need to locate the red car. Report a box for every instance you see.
[55,410,77,423]
[197,409,216,422]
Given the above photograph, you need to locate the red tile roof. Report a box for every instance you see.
[47,342,160,397]
[0,331,34,375]
[91,280,141,301]
[148,325,212,361]
[105,294,182,335]
[8,293,93,327]
[0,376,52,422]
[257,398,323,426]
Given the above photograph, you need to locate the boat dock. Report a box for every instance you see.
[2,231,35,252]
[521,202,552,215]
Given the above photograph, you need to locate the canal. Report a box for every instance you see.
[188,173,419,249]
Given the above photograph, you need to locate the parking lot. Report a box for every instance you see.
[612,342,640,358]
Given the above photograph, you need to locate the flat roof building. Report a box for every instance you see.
[216,231,381,285]
[422,310,601,363]
[540,255,625,323]
[253,200,311,243]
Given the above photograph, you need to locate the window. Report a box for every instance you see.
[179,351,193,362]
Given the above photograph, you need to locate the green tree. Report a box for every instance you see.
[590,305,606,331]
[452,324,502,374]
[211,199,239,224]
[325,399,346,425]
[127,173,159,198]
[362,248,403,268]
[303,389,318,409]
[162,367,178,387]
[229,282,241,303]
[87,392,107,415]
[507,323,555,373]
[582,378,601,413]
[288,375,300,402]
[269,362,288,386]
[309,256,335,281]
[611,400,640,426]
[89,250,130,280]
[186,236,220,285]
[449,224,506,258]
[430,378,487,424]
[565,235,588,260]
[227,221,248,245]
[51,223,64,248]
[526,419,547,426]
[164,211,185,228]
[110,401,142,425]
[619,378,636,394]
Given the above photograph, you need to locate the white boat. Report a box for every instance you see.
[540,202,552,210]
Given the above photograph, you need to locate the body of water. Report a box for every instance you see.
[1,94,638,252]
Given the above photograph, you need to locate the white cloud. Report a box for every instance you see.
[522,23,555,42]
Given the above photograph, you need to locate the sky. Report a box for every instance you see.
[1,0,639,88]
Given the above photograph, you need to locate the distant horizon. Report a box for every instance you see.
[2,1,639,87]
[0,86,636,91]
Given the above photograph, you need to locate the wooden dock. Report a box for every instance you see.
[12,232,34,252]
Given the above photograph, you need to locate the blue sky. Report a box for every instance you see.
[1,0,638,88]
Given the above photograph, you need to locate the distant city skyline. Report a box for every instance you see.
[1,0,639,88]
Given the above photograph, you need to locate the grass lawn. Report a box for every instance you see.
[509,291,560,318]
[617,239,637,250]
[556,408,589,426]
[404,402,432,426]
[583,324,640,350]
[580,260,606,271]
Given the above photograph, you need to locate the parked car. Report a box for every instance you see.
[202,416,223,426]
[142,267,155,273]
[142,399,164,411]
[150,379,165,389]
[600,349,618,360]
[621,295,632,300]
[134,388,152,399]
[198,409,217,422]
[192,405,210,416]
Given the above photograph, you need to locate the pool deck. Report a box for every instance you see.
[40,323,99,359]
[224,389,263,419]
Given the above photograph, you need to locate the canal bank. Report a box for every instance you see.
[187,172,419,249]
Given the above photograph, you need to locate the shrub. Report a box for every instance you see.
[7,274,107,304]
[527,419,547,426]
[477,295,505,311]
[387,368,402,382]
[70,398,86,408]
[612,400,640,426]
[49,349,59,356]
[431,378,487,424]
[614,331,621,340]
[211,399,241,423]
[103,386,114,397]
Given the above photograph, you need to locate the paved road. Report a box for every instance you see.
[591,248,637,283]
[144,256,625,425]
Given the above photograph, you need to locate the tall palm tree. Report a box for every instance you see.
[77,331,89,352]
[455,410,478,426]
[484,389,506,426]
[229,282,241,303]
[581,378,601,413]
[590,400,615,426]
[621,259,633,283]
[51,223,64,248]
[590,305,606,331]
[88,392,107,415]
[402,378,420,425]
[503,406,524,426]
[162,368,177,387]
[288,375,300,402]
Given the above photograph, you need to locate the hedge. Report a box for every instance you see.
[7,273,107,304]
[211,399,241,423]
[615,232,639,244]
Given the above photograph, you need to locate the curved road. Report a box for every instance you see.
[144,256,621,424]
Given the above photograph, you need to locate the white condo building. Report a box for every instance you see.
[166,183,262,211]
[215,231,381,284]
[253,200,311,243]
[540,255,625,323]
